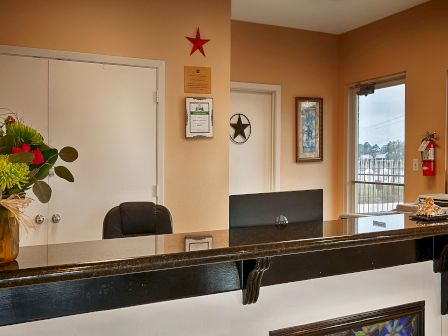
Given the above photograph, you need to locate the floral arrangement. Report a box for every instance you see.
[0,114,78,209]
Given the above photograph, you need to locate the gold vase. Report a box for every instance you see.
[0,206,19,265]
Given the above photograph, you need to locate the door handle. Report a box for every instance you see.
[51,214,61,224]
[34,214,45,225]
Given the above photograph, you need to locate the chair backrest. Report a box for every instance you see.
[103,202,173,239]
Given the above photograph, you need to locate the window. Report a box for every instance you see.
[348,76,405,214]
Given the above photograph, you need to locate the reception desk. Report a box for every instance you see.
[1,214,448,331]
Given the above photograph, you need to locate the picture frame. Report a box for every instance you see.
[270,301,424,336]
[185,97,213,138]
[296,97,323,162]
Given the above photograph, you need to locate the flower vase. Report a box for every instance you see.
[0,206,19,265]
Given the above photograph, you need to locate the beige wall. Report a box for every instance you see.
[233,0,448,216]
[338,0,448,211]
[1,0,447,227]
[231,21,339,220]
[0,0,231,233]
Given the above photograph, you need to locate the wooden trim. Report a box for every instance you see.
[345,75,406,213]
[295,97,323,162]
[0,224,446,289]
[350,72,406,89]
[270,301,424,336]
[0,239,433,326]
[0,262,241,327]
[242,257,271,305]
[261,239,432,288]
[434,236,448,314]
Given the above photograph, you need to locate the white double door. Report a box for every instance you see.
[0,55,158,245]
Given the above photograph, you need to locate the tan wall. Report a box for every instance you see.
[338,0,448,211]
[1,0,446,226]
[0,0,231,233]
[231,21,339,220]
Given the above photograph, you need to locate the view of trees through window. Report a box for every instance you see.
[355,83,405,213]
[358,140,404,161]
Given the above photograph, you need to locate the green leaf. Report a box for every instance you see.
[8,152,34,163]
[42,148,58,162]
[38,144,51,152]
[54,166,74,182]
[59,146,78,162]
[33,180,52,203]
[0,135,12,149]
[0,146,10,154]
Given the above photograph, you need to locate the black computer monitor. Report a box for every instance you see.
[229,189,323,228]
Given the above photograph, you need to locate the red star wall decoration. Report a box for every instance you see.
[185,27,210,56]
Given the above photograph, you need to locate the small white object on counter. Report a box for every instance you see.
[395,203,418,213]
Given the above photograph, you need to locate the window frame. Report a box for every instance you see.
[346,74,406,214]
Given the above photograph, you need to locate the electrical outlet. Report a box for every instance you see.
[413,159,419,172]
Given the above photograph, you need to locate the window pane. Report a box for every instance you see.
[355,83,405,213]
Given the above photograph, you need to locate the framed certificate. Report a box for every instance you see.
[185,97,213,138]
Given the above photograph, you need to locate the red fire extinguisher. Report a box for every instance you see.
[420,132,437,176]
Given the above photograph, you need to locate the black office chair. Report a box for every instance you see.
[103,202,173,239]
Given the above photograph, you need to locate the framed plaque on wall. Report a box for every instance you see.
[185,97,213,138]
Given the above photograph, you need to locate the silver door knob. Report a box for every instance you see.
[34,214,45,225]
[51,214,61,224]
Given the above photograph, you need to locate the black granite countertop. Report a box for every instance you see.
[0,214,447,289]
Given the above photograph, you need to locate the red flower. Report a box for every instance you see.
[11,144,44,165]
[20,144,30,152]
[31,149,44,165]
[11,147,21,154]
[11,143,31,154]
[5,116,15,124]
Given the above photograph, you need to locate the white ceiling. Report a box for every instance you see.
[231,0,430,34]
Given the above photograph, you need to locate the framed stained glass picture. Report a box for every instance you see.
[270,301,424,336]
[296,97,323,162]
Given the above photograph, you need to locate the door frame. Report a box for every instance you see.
[230,82,281,192]
[0,45,166,204]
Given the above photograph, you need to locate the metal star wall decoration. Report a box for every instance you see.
[230,114,251,144]
[185,27,210,56]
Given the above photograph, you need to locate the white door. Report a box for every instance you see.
[229,90,273,195]
[0,55,49,246]
[48,60,158,244]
